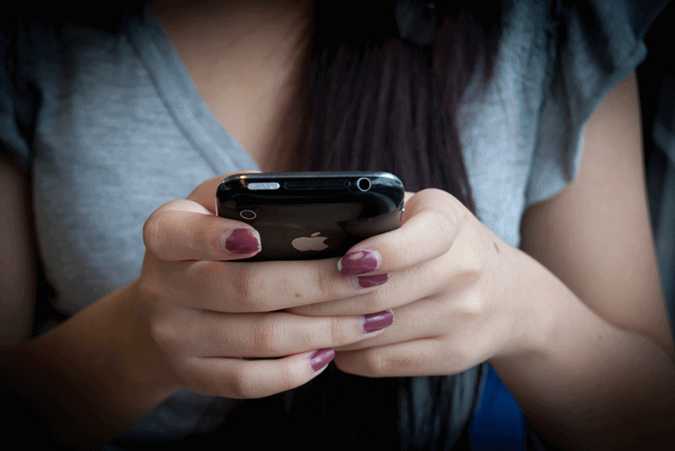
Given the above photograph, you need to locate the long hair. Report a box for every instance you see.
[222,2,507,450]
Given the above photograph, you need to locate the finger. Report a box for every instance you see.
[169,256,391,312]
[188,170,260,213]
[181,349,335,399]
[334,338,452,377]
[289,249,471,316]
[337,188,468,275]
[334,296,445,352]
[143,199,261,261]
[161,310,394,358]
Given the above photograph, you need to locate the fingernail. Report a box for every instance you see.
[310,348,336,371]
[356,273,389,289]
[224,228,260,254]
[337,249,381,275]
[363,310,394,333]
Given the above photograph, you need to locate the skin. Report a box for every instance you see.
[1,1,674,450]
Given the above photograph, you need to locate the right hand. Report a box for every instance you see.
[130,175,394,400]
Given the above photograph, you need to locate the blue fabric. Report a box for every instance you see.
[469,365,525,451]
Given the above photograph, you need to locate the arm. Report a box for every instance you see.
[0,160,383,449]
[0,154,181,448]
[1,287,176,449]
[493,73,675,450]
[313,72,675,451]
[0,155,36,345]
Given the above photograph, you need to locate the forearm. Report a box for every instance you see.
[0,283,178,449]
[491,248,675,451]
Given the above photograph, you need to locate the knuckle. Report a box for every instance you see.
[229,369,259,399]
[426,188,465,209]
[461,289,485,318]
[270,276,296,306]
[459,243,485,278]
[362,352,391,376]
[363,348,429,376]
[290,321,317,349]
[423,188,468,226]
[449,231,485,279]
[443,341,473,372]
[425,209,456,239]
[170,361,198,392]
[419,187,447,198]
[231,265,263,311]
[327,317,350,346]
[148,315,179,353]
[312,267,333,300]
[401,354,422,372]
[275,362,302,393]
[252,316,284,355]
[413,188,449,208]
[135,274,164,307]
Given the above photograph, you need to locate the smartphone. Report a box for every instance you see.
[216,171,405,260]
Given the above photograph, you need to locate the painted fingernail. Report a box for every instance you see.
[224,228,260,254]
[337,249,381,275]
[310,348,336,371]
[356,273,389,288]
[363,310,394,333]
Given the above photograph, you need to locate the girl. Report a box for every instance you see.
[1,1,673,449]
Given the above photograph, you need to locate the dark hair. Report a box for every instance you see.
[4,1,506,449]
[223,2,507,450]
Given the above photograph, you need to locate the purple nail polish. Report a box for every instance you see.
[357,273,389,288]
[310,348,336,371]
[338,249,381,275]
[363,310,394,333]
[224,228,260,254]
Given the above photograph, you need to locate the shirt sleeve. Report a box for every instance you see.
[0,30,33,170]
[525,0,669,206]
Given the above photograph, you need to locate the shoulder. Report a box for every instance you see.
[5,7,144,88]
[457,0,667,245]
[0,7,149,169]
[523,0,668,207]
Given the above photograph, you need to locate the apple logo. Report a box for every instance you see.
[291,232,329,252]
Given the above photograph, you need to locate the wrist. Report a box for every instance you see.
[490,245,557,362]
[118,280,182,400]
[0,282,182,447]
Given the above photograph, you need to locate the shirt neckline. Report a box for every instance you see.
[124,3,261,174]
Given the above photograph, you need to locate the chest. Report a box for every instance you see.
[156,7,307,172]
[27,11,546,315]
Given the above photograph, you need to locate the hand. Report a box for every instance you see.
[130,174,397,400]
[288,188,538,377]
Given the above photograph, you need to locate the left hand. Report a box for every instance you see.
[288,188,537,377]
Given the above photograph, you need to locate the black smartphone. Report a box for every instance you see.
[216,171,405,260]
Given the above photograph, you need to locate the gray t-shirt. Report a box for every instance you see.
[0,0,662,448]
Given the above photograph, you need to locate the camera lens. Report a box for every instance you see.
[356,177,371,192]
[239,209,257,220]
